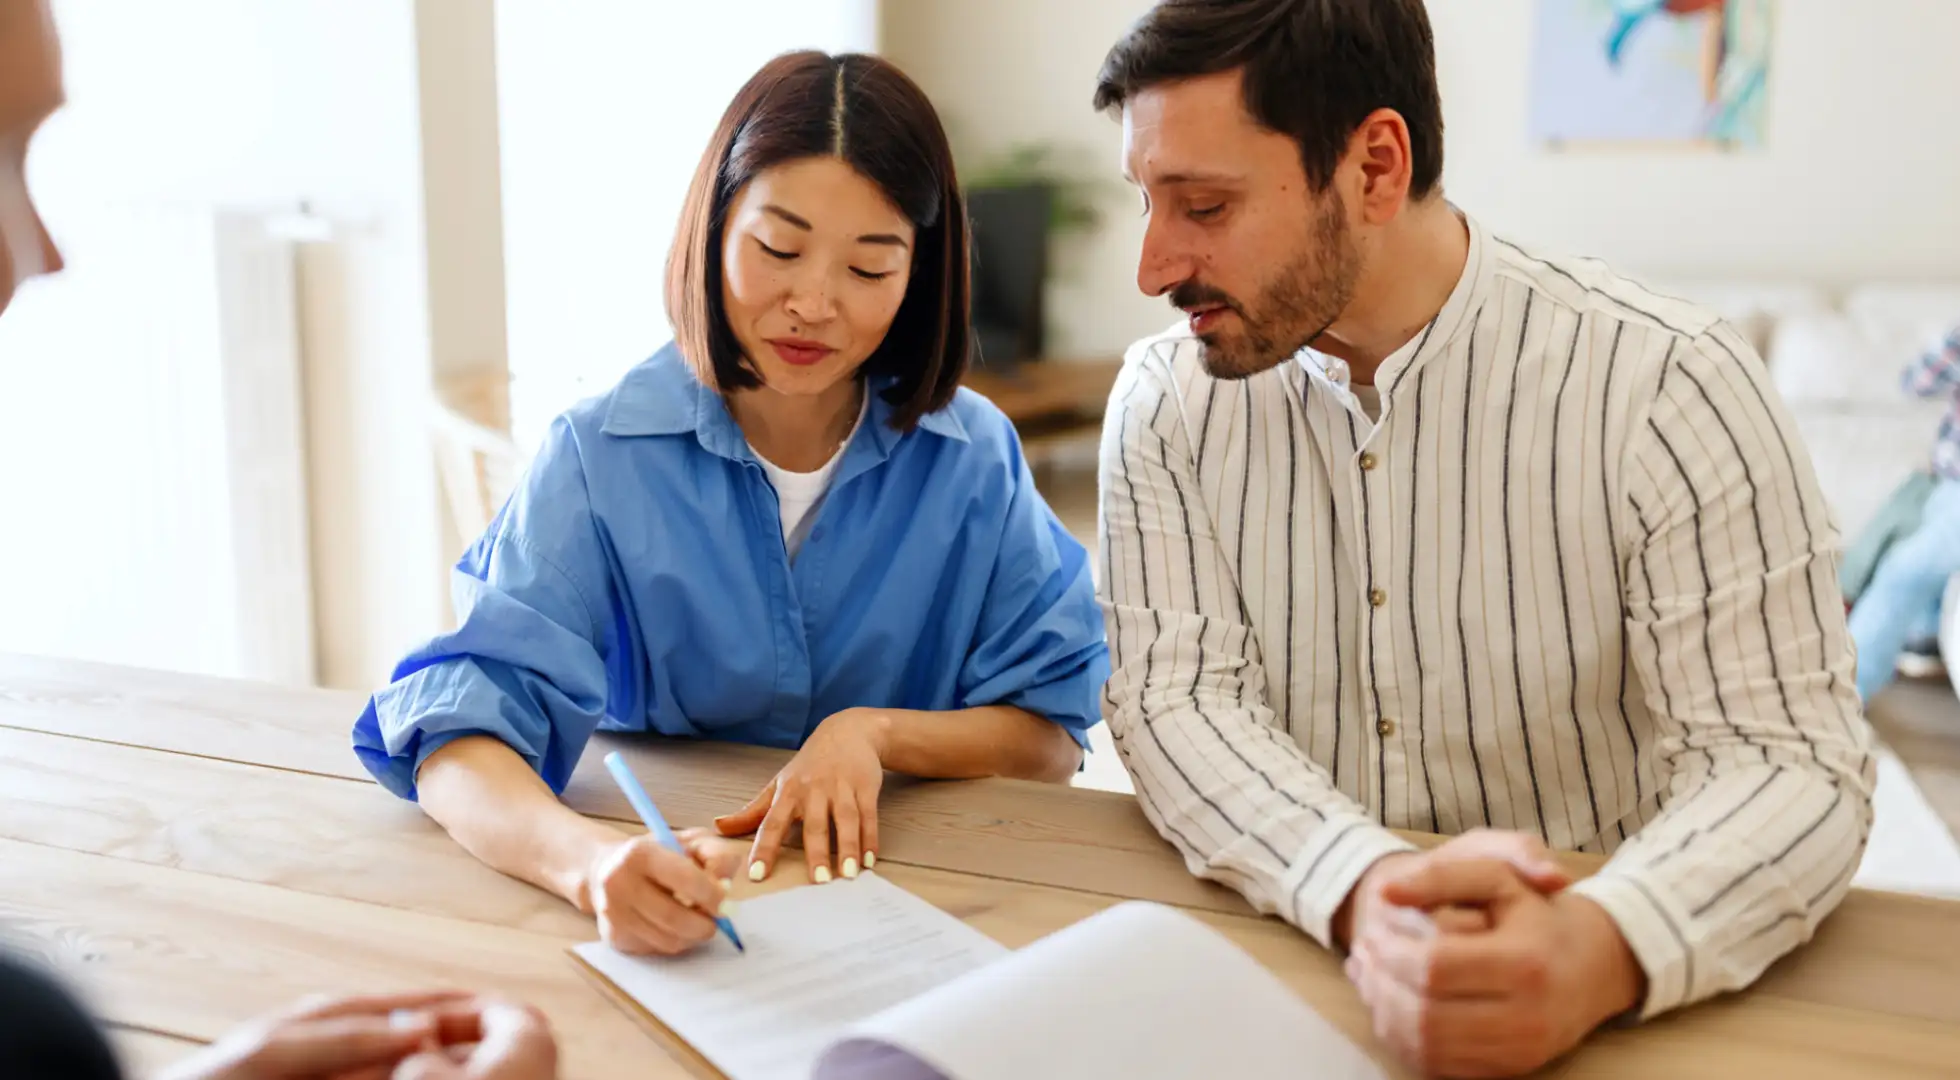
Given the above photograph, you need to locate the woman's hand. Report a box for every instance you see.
[581,829,744,956]
[713,708,887,884]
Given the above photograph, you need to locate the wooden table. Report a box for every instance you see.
[4,654,1959,1078]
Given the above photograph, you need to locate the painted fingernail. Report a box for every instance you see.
[717,899,739,919]
[719,878,734,892]
[749,861,767,882]
[863,852,876,869]
[814,865,833,884]
[841,857,859,879]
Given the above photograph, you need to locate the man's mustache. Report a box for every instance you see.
[1169,280,1242,316]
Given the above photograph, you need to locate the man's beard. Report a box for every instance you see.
[1173,192,1362,381]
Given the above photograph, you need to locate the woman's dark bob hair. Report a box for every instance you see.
[664,51,971,432]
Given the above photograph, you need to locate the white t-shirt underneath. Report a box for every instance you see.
[751,394,868,560]
[1351,383,1382,422]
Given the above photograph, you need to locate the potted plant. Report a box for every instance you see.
[962,142,1104,370]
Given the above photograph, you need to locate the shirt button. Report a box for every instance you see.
[1377,718,1396,737]
[1369,588,1387,608]
[1359,452,1379,471]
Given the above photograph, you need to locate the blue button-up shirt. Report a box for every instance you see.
[352,345,1109,799]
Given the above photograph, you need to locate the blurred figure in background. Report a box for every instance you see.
[1849,326,1960,701]
[0,2,557,1078]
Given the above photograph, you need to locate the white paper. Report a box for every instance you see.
[813,900,1387,1080]
[572,873,1007,1080]
[579,877,1384,1080]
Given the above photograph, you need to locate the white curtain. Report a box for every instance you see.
[0,206,249,675]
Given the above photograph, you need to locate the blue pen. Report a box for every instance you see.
[602,751,746,954]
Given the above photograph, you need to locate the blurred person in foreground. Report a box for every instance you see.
[0,1,556,1077]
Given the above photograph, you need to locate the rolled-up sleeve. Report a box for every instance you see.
[352,418,623,799]
[955,426,1109,748]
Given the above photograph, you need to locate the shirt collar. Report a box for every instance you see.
[600,343,702,438]
[601,342,970,459]
[1296,206,1496,398]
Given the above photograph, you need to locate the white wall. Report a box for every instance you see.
[495,0,880,450]
[245,1,448,691]
[417,0,511,387]
[882,0,1166,359]
[884,0,1960,358]
[1432,0,1960,287]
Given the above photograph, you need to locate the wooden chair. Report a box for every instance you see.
[431,401,521,556]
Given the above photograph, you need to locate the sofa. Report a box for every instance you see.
[1669,281,1960,699]
[1664,281,1960,896]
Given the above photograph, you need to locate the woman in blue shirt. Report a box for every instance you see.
[352,51,1108,958]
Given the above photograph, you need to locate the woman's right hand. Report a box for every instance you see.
[581,830,744,955]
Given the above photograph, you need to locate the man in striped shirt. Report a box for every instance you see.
[1092,1,1874,1074]
[1848,328,1960,700]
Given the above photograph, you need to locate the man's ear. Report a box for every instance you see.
[1348,108,1416,225]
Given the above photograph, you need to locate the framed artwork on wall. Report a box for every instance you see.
[1529,0,1774,151]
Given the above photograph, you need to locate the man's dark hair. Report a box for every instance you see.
[1094,0,1444,199]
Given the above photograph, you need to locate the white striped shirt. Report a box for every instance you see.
[1096,211,1877,1020]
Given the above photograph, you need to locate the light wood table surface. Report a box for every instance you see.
[4,654,1959,1078]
